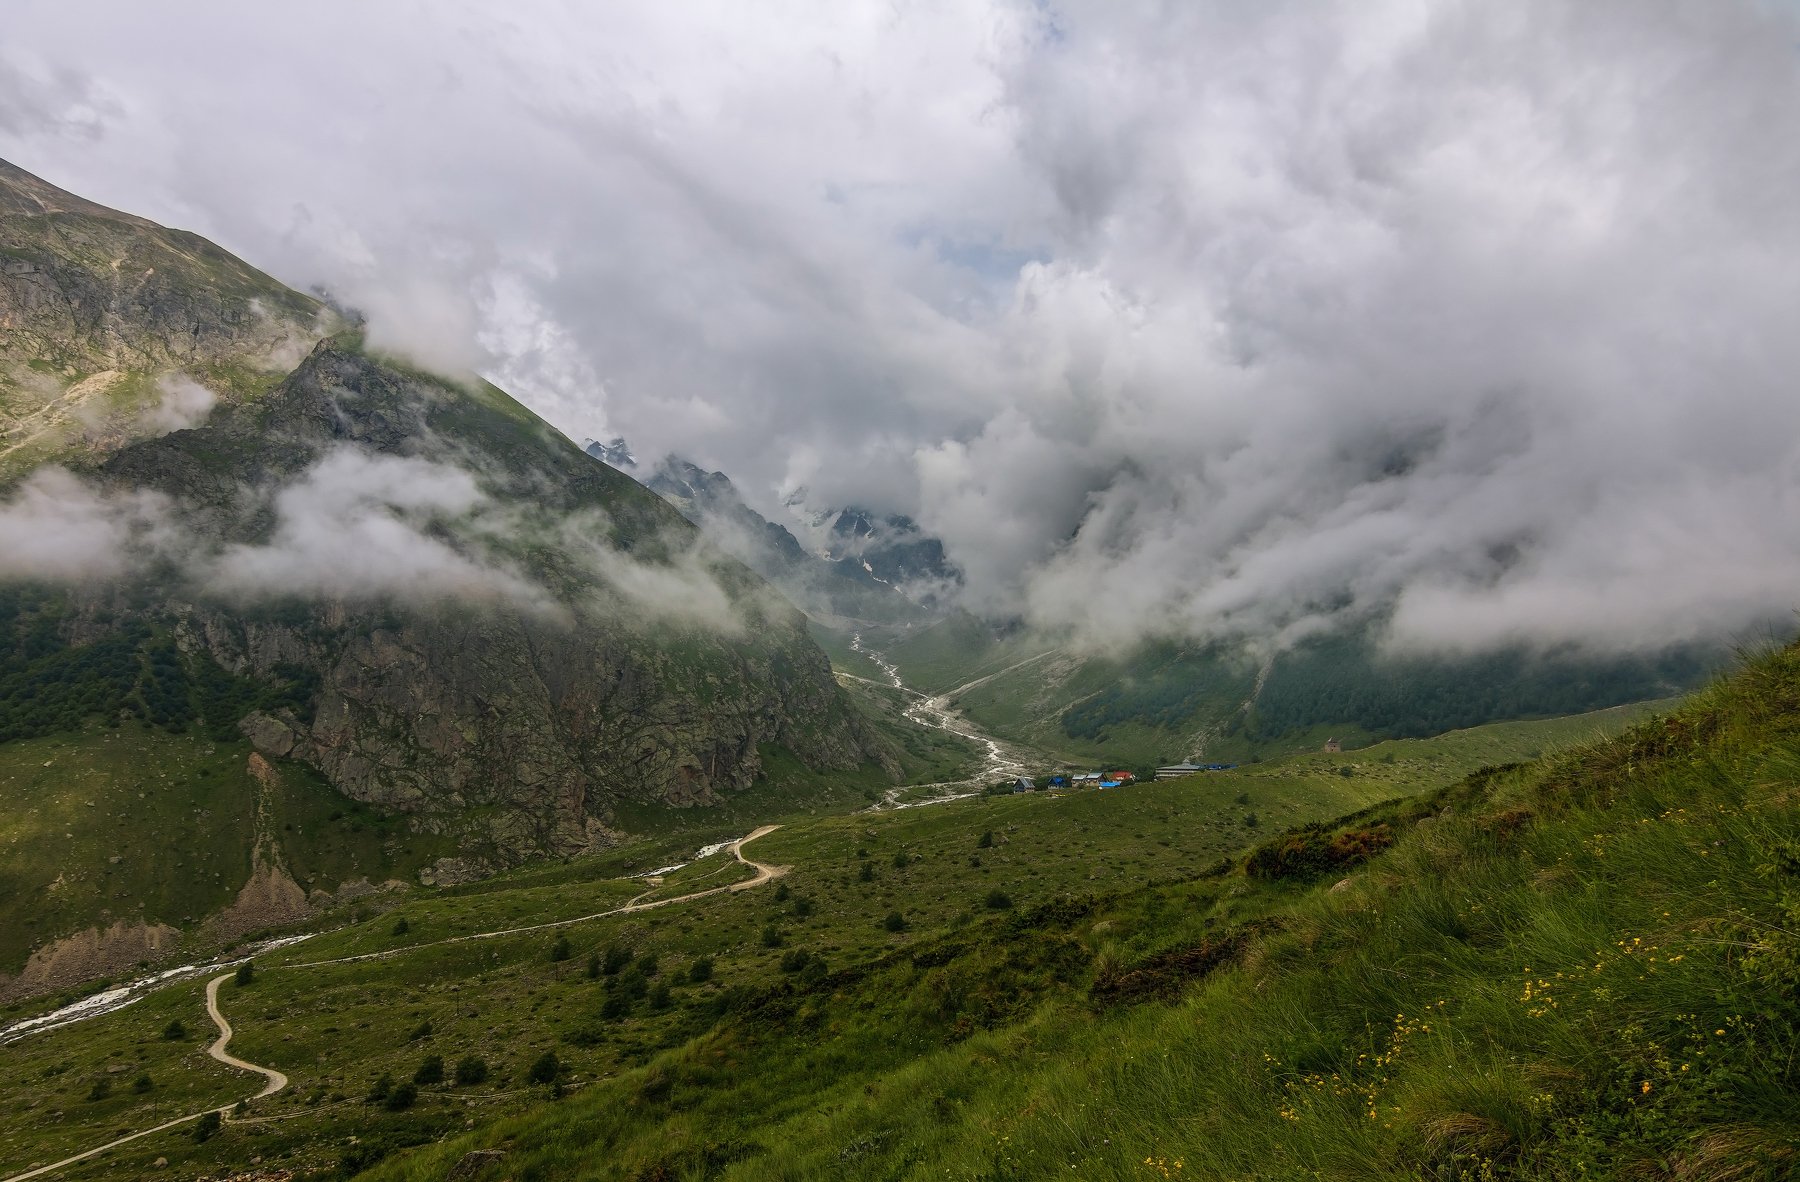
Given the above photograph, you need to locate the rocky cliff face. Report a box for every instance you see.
[85,342,893,876]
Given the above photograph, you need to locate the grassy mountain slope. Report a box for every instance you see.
[0,158,326,478]
[0,681,1676,1180]
[337,642,1800,1181]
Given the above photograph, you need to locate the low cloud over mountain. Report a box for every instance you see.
[8,0,1800,652]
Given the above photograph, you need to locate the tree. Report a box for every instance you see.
[366,1074,393,1104]
[648,983,672,1011]
[602,943,631,975]
[549,934,572,962]
[857,861,875,883]
[891,849,910,870]
[454,1056,489,1086]
[585,952,601,980]
[773,882,790,903]
[760,924,783,948]
[635,952,659,977]
[234,961,254,986]
[132,1073,153,1094]
[384,1081,418,1111]
[193,1111,221,1143]
[525,1051,561,1085]
[977,830,994,849]
[882,911,908,933]
[391,916,410,936]
[687,956,713,984]
[413,1055,445,1086]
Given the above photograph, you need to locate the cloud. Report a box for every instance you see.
[0,466,177,582]
[138,374,216,435]
[5,1,1800,653]
[206,448,557,611]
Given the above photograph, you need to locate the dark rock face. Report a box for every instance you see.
[641,457,925,626]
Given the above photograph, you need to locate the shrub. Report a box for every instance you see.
[383,1081,418,1111]
[193,1111,221,1143]
[779,949,811,973]
[585,952,601,979]
[525,1051,561,1085]
[635,952,659,977]
[984,890,1013,910]
[549,935,572,962]
[600,990,632,1020]
[132,1073,153,1094]
[688,956,714,984]
[234,961,254,986]
[453,1056,489,1086]
[976,830,994,849]
[760,924,783,948]
[891,850,910,870]
[391,917,410,936]
[413,1055,444,1086]
[882,911,908,933]
[857,862,875,883]
[162,1019,186,1041]
[407,1020,433,1042]
[649,983,672,1011]
[366,1074,393,1104]
[1243,823,1394,882]
[791,896,814,918]
[1337,766,1355,778]
[602,943,632,975]
[86,1078,111,1102]
[773,882,790,902]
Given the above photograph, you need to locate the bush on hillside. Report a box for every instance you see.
[1243,822,1394,882]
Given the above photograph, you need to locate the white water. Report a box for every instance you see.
[0,932,317,1046]
[633,834,745,879]
[849,633,1029,811]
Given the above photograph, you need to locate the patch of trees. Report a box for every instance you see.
[1246,631,1718,740]
[0,587,319,745]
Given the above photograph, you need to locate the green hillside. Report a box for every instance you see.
[846,614,1725,773]
[356,644,1798,1180]
[0,672,1703,1181]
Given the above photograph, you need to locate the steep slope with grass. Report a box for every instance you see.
[338,643,1800,1181]
[0,683,1676,1181]
[0,158,327,478]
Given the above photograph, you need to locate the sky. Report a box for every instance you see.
[5,0,1800,654]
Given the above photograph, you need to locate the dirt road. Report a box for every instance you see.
[0,827,788,1181]
[1,974,281,1182]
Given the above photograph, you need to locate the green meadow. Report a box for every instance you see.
[0,692,1683,1180]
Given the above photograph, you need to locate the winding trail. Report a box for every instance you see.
[0,828,787,1182]
[1,973,279,1182]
